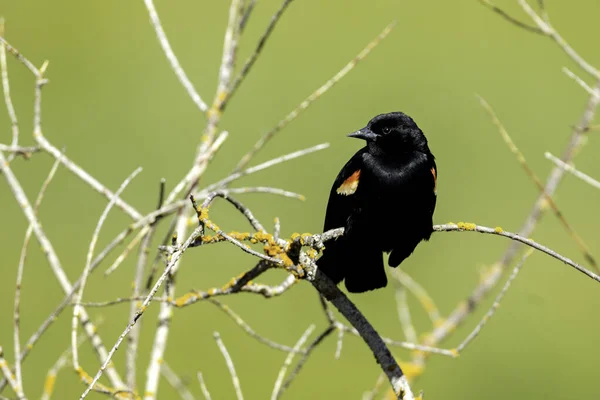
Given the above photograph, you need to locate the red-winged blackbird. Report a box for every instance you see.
[318,112,437,293]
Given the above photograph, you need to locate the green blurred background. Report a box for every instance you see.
[1,0,600,398]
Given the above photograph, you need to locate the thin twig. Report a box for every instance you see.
[336,323,456,357]
[395,287,418,344]
[215,0,243,108]
[477,0,543,34]
[562,67,598,96]
[433,222,600,283]
[223,0,295,110]
[271,324,315,400]
[478,95,597,270]
[0,150,125,390]
[13,156,61,399]
[233,22,395,172]
[0,346,24,398]
[214,332,244,400]
[455,249,534,353]
[161,361,196,400]
[197,373,212,400]
[71,167,142,379]
[362,373,386,400]
[545,152,600,190]
[0,22,20,163]
[144,214,188,400]
[142,0,208,111]
[392,269,442,327]
[209,300,298,353]
[41,328,94,400]
[203,143,329,193]
[518,0,600,79]
[0,36,39,76]
[238,0,256,33]
[278,326,335,397]
[0,35,143,221]
[126,180,164,390]
[0,144,40,155]
[273,217,281,241]
[80,221,205,398]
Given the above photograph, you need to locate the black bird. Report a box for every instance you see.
[318,112,437,293]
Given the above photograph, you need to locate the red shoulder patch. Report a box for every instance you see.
[336,170,361,196]
[431,167,437,193]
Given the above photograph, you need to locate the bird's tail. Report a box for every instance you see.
[318,239,386,293]
[317,239,346,285]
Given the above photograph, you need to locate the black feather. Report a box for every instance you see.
[318,112,437,293]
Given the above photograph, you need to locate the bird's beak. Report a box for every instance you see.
[347,127,377,141]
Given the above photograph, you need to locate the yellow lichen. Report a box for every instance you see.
[494,226,503,233]
[253,231,275,245]
[433,318,446,328]
[207,106,222,120]
[397,361,424,382]
[264,244,283,257]
[457,221,476,231]
[175,292,196,307]
[280,253,295,268]
[43,374,56,395]
[198,208,209,221]
[229,231,250,241]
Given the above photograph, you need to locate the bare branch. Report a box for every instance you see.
[478,95,597,270]
[392,269,442,327]
[0,346,25,399]
[209,300,298,353]
[161,361,196,400]
[518,0,600,80]
[0,36,40,76]
[311,272,414,399]
[223,0,295,110]
[477,0,543,34]
[395,288,418,344]
[271,325,315,400]
[545,152,600,190]
[202,143,329,193]
[214,332,244,400]
[433,222,600,283]
[13,156,61,399]
[233,22,396,172]
[455,249,533,354]
[197,372,212,400]
[278,326,336,397]
[0,149,125,390]
[71,167,142,381]
[142,0,208,112]
[562,67,598,96]
[0,22,20,164]
[80,221,204,398]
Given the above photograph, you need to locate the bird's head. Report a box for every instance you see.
[348,112,430,156]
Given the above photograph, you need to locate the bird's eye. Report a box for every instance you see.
[382,127,391,134]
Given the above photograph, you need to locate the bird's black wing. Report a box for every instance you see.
[323,149,366,234]
[318,149,386,292]
[388,156,438,267]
